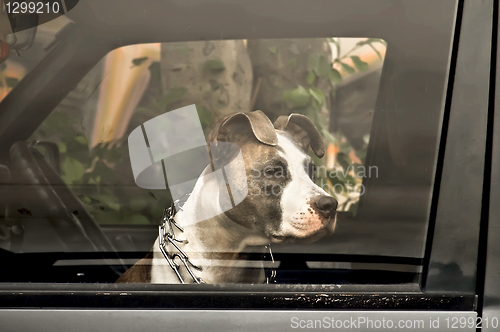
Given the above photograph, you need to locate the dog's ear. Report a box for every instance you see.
[274,113,325,158]
[208,111,277,170]
[208,110,278,146]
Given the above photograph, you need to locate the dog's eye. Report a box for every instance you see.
[265,167,278,175]
[263,164,287,179]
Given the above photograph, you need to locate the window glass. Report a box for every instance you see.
[1,37,434,284]
[32,38,386,223]
[0,13,71,102]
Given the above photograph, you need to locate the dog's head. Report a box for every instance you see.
[208,110,337,243]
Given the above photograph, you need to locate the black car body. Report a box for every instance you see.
[0,0,499,330]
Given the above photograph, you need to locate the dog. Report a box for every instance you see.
[116,110,338,284]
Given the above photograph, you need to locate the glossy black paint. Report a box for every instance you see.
[482,0,500,328]
[0,284,476,310]
[424,0,494,293]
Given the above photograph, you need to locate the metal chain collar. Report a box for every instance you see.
[158,194,204,284]
[159,193,277,284]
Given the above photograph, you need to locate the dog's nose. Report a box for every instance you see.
[315,196,338,218]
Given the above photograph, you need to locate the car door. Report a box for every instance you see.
[0,0,495,330]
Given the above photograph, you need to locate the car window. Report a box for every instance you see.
[31,38,385,224]
[1,36,443,285]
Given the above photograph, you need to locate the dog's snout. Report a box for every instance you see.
[315,196,338,217]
